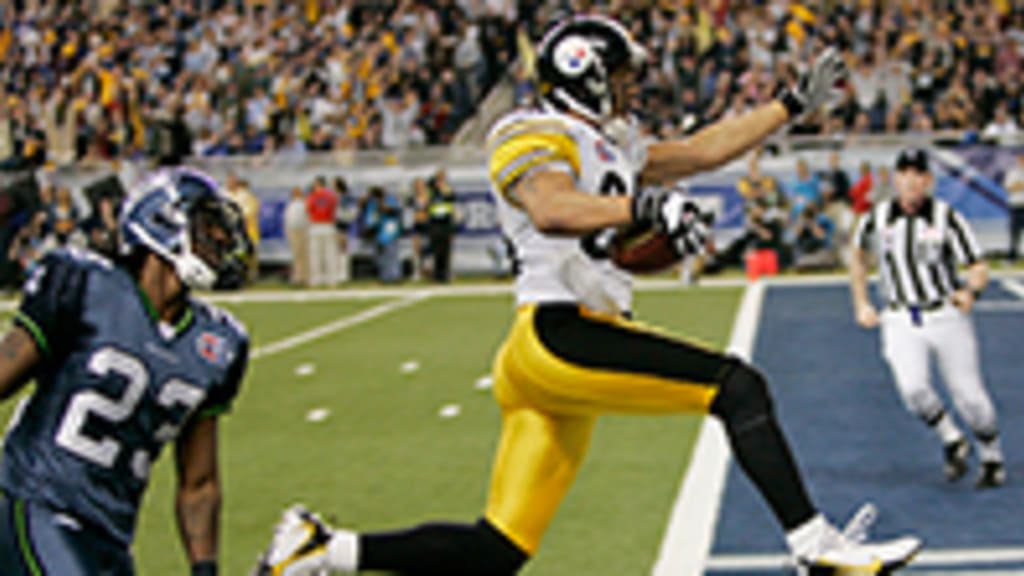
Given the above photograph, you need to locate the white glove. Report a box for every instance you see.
[631,187,710,257]
[778,47,848,120]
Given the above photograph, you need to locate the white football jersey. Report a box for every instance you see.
[486,108,646,314]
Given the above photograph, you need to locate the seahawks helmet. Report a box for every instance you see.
[536,15,647,125]
[119,167,252,290]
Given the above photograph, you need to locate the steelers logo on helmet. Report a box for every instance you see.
[554,35,597,78]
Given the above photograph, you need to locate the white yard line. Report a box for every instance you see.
[1000,278,1024,300]
[707,547,1024,571]
[250,293,429,360]
[651,280,767,576]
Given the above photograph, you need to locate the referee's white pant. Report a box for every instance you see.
[880,303,998,436]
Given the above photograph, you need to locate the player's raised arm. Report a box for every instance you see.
[175,415,222,576]
[0,326,41,400]
[641,49,848,186]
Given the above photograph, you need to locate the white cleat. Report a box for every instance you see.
[797,504,922,575]
[253,505,333,576]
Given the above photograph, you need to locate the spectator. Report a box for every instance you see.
[377,88,424,149]
[850,161,874,215]
[367,186,403,283]
[875,166,895,203]
[148,103,192,167]
[46,186,83,249]
[225,175,261,281]
[981,104,1020,143]
[1006,153,1024,262]
[787,158,821,219]
[823,151,851,204]
[792,203,838,271]
[333,177,358,283]
[409,177,432,280]
[705,167,788,275]
[83,196,119,258]
[307,176,339,287]
[284,186,310,286]
[427,168,458,283]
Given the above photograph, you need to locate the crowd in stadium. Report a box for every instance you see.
[1,0,1023,170]
[1,0,1023,286]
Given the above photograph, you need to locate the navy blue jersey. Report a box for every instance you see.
[1,248,249,546]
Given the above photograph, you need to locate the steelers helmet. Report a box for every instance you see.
[536,15,647,125]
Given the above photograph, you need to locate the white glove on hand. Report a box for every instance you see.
[631,188,710,257]
[779,47,848,120]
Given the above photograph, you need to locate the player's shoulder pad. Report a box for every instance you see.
[486,108,581,148]
[43,246,116,274]
[29,247,116,296]
[487,109,583,201]
[192,299,250,349]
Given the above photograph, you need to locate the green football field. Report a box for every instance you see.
[0,286,742,575]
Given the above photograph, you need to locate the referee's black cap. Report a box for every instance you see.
[895,148,930,173]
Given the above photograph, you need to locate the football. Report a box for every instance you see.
[609,223,682,274]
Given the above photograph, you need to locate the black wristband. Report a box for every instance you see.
[192,561,217,576]
[778,89,804,119]
[630,194,647,225]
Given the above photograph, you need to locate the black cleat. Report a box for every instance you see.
[943,438,970,482]
[976,461,1006,489]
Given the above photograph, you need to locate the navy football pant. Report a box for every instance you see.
[0,493,134,575]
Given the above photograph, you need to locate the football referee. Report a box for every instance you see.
[849,148,1006,488]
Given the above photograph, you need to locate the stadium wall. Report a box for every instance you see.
[8,142,1021,274]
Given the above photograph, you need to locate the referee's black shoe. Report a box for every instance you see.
[976,461,1006,489]
[943,438,970,482]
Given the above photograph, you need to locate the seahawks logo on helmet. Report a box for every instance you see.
[537,15,647,126]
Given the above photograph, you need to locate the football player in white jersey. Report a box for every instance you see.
[256,15,920,575]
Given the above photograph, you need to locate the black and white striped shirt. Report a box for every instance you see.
[853,197,981,307]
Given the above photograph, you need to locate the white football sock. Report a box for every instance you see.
[326,530,359,573]
[932,412,963,445]
[786,514,832,559]
[977,435,1004,464]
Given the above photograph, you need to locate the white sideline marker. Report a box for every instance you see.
[474,375,494,390]
[652,280,767,576]
[306,408,330,423]
[438,404,461,419]
[295,363,316,377]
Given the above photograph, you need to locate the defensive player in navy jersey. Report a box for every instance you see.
[0,167,252,576]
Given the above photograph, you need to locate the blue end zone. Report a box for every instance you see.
[709,283,1024,572]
